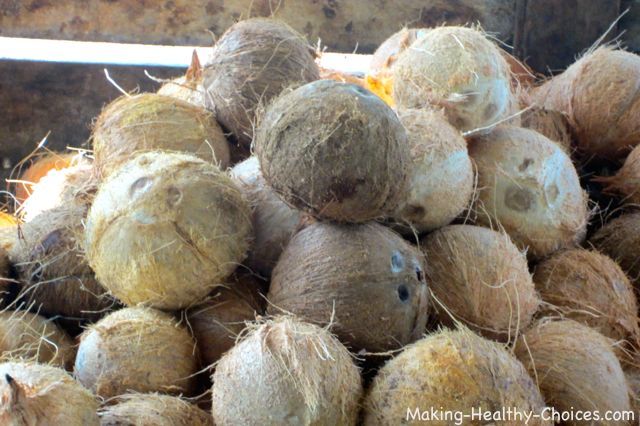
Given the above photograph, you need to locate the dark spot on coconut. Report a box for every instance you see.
[322,5,336,19]
[32,229,62,259]
[391,251,405,272]
[129,177,153,197]
[397,284,410,302]
[166,186,182,207]
[26,0,51,12]
[415,266,423,282]
[505,186,535,212]
[5,374,13,384]
[405,204,426,221]
[345,21,353,33]
[484,102,497,121]
[519,158,534,171]
[327,178,362,202]
[544,182,559,203]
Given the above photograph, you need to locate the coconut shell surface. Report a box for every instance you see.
[74,307,197,399]
[211,316,362,426]
[231,156,302,277]
[255,79,409,223]
[392,26,514,132]
[533,248,639,350]
[99,393,212,426]
[521,107,573,154]
[590,212,640,285]
[470,125,589,259]
[85,151,252,310]
[0,361,99,425]
[421,225,539,341]
[267,221,428,353]
[598,144,640,205]
[533,47,640,160]
[0,310,75,370]
[363,328,549,425]
[514,320,630,423]
[92,93,229,178]
[393,108,474,233]
[203,18,319,148]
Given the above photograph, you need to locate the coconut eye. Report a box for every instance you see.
[397,284,410,302]
[391,251,405,273]
[415,266,423,282]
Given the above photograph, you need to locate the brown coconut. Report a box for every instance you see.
[421,225,539,340]
[0,310,75,370]
[0,361,99,425]
[364,328,549,425]
[392,108,475,233]
[74,307,197,399]
[533,248,639,350]
[597,144,640,205]
[211,316,362,425]
[99,393,212,426]
[267,221,429,353]
[470,125,589,259]
[626,367,640,421]
[590,212,640,285]
[533,47,640,160]
[521,106,573,154]
[92,93,229,178]
[14,151,77,204]
[514,320,630,423]
[255,79,409,223]
[187,272,264,367]
[203,18,319,148]
[392,26,515,132]
[230,156,303,276]
[369,28,426,78]
[84,151,252,310]
[157,50,206,108]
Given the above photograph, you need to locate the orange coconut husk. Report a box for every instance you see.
[14,152,76,203]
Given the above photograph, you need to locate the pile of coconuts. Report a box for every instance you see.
[1,16,640,426]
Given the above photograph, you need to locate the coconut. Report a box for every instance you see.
[392,26,515,132]
[211,316,362,425]
[84,152,252,310]
[203,18,319,148]
[626,367,640,421]
[533,47,640,160]
[255,79,409,223]
[597,144,640,205]
[590,212,640,285]
[187,272,264,367]
[533,248,639,350]
[92,93,229,178]
[74,307,197,399]
[230,156,303,276]
[521,107,573,154]
[98,393,212,426]
[0,213,17,228]
[392,108,475,233]
[369,28,426,78]
[470,125,589,259]
[267,221,428,353]
[421,225,539,340]
[363,328,549,425]
[14,152,77,203]
[319,67,366,88]
[157,50,206,108]
[514,319,631,422]
[0,361,99,425]
[0,310,75,370]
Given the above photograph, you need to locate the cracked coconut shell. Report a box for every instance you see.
[0,361,99,425]
[98,393,212,426]
[92,93,229,178]
[590,212,640,285]
[363,328,549,425]
[211,316,362,426]
[203,18,319,148]
[267,221,429,353]
[421,225,539,341]
[84,151,252,310]
[470,125,589,259]
[255,79,409,223]
[74,307,197,399]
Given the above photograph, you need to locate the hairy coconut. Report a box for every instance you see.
[597,144,640,205]
[203,18,319,147]
[533,47,640,159]
[187,273,264,367]
[392,108,474,233]
[470,125,589,259]
[0,310,75,370]
[0,213,17,228]
[99,393,212,426]
[85,152,252,310]
[211,316,362,425]
[421,225,539,340]
[15,152,77,203]
[590,212,640,284]
[521,107,573,154]
[370,28,426,77]
[319,67,366,87]
[0,361,99,425]
[230,156,303,276]
[514,320,630,422]
[267,221,428,353]
[74,307,197,399]
[92,93,229,178]
[392,26,515,132]
[157,50,206,108]
[627,367,640,421]
[256,79,409,223]
[533,249,639,349]
[364,328,549,425]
